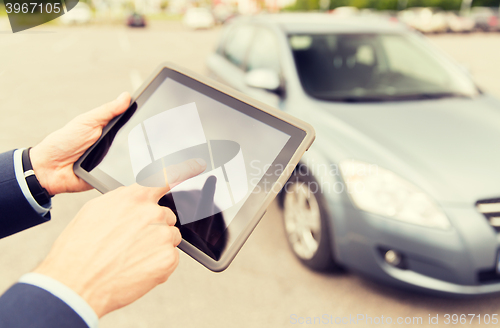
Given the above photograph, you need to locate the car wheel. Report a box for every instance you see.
[281,169,341,271]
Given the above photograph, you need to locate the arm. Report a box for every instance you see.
[0,93,130,327]
[0,159,206,327]
[0,150,50,239]
[0,92,206,326]
[0,281,90,328]
[0,92,131,239]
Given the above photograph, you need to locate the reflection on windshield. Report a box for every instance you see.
[289,33,479,101]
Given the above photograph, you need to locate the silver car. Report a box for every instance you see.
[207,13,500,295]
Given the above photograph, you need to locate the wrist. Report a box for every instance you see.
[34,262,108,318]
[30,145,54,196]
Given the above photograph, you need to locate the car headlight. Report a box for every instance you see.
[340,160,450,230]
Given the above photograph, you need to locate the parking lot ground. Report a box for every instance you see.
[1,21,500,328]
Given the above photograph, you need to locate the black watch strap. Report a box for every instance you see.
[22,148,52,206]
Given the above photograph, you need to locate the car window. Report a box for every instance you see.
[246,28,280,73]
[381,35,448,87]
[289,33,478,101]
[223,25,255,67]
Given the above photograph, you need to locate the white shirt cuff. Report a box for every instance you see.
[13,148,52,216]
[19,272,99,328]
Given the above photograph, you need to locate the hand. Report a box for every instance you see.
[30,92,131,196]
[33,158,207,318]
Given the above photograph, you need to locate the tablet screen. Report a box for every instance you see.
[80,68,305,261]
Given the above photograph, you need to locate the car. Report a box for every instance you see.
[213,4,237,24]
[469,7,499,32]
[183,7,215,29]
[329,6,359,17]
[398,7,448,33]
[207,13,500,295]
[60,2,92,25]
[126,12,146,28]
[445,11,475,33]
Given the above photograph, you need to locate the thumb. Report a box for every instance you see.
[87,92,131,127]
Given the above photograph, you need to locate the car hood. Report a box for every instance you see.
[308,95,500,205]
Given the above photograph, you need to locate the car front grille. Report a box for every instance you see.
[476,198,500,232]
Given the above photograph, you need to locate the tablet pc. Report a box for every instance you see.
[74,63,315,271]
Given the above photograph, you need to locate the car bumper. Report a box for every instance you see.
[330,200,500,295]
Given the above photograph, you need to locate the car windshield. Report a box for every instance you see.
[289,33,479,102]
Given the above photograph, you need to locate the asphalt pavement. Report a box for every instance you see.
[1,20,500,328]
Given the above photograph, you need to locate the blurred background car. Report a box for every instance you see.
[126,12,147,27]
[183,7,216,29]
[445,11,475,33]
[212,3,238,24]
[60,2,92,25]
[207,13,500,295]
[329,6,359,16]
[398,7,448,33]
[469,6,499,32]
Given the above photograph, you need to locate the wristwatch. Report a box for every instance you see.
[22,148,52,206]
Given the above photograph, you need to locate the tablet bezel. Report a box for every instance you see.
[74,62,315,272]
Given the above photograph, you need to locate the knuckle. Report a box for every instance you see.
[144,205,162,224]
[156,274,168,284]
[164,247,179,268]
[155,269,169,284]
[165,208,177,224]
[162,227,174,242]
[153,206,165,220]
[171,227,182,246]
[134,188,148,201]
[157,248,178,279]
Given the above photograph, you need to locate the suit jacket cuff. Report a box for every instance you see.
[13,149,52,216]
[19,273,98,328]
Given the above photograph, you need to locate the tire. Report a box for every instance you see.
[279,165,341,271]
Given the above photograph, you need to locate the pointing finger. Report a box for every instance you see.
[149,158,207,200]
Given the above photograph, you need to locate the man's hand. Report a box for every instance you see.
[33,158,207,318]
[30,92,131,196]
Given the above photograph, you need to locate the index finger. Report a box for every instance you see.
[147,158,207,200]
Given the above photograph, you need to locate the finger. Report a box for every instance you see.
[87,92,131,127]
[149,207,177,226]
[149,158,207,200]
[164,158,207,189]
[170,226,182,247]
[156,248,180,284]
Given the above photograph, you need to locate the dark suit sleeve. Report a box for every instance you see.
[0,283,88,328]
[0,152,89,327]
[0,150,50,239]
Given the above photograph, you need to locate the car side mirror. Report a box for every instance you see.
[244,69,281,92]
